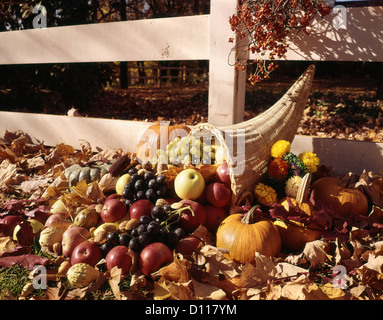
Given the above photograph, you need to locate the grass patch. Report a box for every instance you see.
[0,264,31,299]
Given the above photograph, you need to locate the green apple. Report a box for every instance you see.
[174,168,205,200]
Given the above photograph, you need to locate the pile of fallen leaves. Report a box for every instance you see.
[2,130,383,300]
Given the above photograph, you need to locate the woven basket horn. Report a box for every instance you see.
[190,64,316,205]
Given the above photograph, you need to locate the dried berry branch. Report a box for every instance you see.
[229,0,332,84]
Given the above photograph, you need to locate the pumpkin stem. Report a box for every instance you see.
[241,205,262,224]
[339,172,356,188]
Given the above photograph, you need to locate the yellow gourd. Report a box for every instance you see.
[66,263,100,288]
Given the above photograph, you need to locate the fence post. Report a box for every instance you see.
[208,0,248,126]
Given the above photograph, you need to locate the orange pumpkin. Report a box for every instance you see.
[311,177,368,217]
[216,206,281,264]
[136,122,190,162]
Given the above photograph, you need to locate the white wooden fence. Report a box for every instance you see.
[0,1,383,174]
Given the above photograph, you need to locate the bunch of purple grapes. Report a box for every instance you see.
[100,204,186,256]
[121,167,168,207]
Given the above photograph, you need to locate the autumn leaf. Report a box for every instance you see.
[0,237,18,256]
[319,283,348,300]
[280,274,317,300]
[191,279,226,300]
[152,255,191,283]
[0,254,49,270]
[239,253,277,287]
[302,240,329,269]
[0,159,17,191]
[151,280,173,300]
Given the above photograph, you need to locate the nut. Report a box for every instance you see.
[53,242,62,255]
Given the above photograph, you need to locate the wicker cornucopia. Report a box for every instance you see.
[190,65,316,205]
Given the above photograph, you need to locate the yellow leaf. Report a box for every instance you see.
[319,283,347,300]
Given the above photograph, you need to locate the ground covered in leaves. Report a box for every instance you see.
[79,79,383,142]
[1,130,383,301]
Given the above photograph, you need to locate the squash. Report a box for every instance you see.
[311,176,368,217]
[280,173,313,216]
[274,173,323,251]
[73,207,99,229]
[66,263,100,288]
[216,206,281,264]
[136,122,190,162]
[64,162,111,187]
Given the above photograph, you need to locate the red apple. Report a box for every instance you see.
[105,245,133,274]
[71,241,102,266]
[0,215,24,237]
[179,199,206,233]
[204,204,227,233]
[139,242,173,276]
[216,162,231,185]
[101,198,127,223]
[204,182,231,208]
[175,236,203,256]
[62,226,91,257]
[165,198,177,205]
[129,199,154,220]
[104,193,123,203]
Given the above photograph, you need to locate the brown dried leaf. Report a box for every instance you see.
[195,164,218,183]
[161,165,183,189]
[240,253,277,288]
[20,177,52,195]
[151,281,172,300]
[45,143,75,165]
[191,279,226,300]
[98,173,118,193]
[198,245,241,279]
[0,145,18,163]
[275,262,308,279]
[107,266,132,300]
[26,155,45,171]
[90,147,124,162]
[79,139,92,158]
[161,279,194,300]
[280,274,318,300]
[0,236,18,256]
[0,159,17,191]
[302,240,328,269]
[362,255,383,273]
[152,255,191,283]
[190,225,215,245]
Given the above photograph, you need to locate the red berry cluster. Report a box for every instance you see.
[229,0,332,84]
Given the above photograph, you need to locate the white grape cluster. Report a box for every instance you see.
[156,136,225,165]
